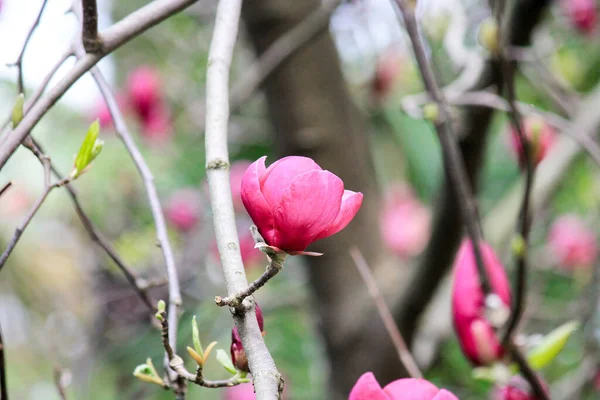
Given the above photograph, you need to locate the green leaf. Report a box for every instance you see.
[472,363,511,384]
[11,93,24,128]
[527,321,579,370]
[216,349,237,375]
[73,120,101,178]
[192,315,204,359]
[157,300,166,313]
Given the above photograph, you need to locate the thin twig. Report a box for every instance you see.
[0,182,11,198]
[8,0,50,95]
[0,0,199,170]
[0,323,7,400]
[447,91,600,166]
[350,247,422,379]
[81,0,102,52]
[0,157,68,271]
[53,368,68,400]
[26,138,154,311]
[496,8,534,346]
[509,343,549,400]
[390,0,491,294]
[205,1,282,398]
[157,308,245,389]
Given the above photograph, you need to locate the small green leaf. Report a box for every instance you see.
[133,363,164,386]
[216,349,237,375]
[11,93,24,128]
[72,120,101,178]
[157,300,166,313]
[192,315,204,359]
[527,321,579,370]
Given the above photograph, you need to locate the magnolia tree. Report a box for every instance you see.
[0,0,600,399]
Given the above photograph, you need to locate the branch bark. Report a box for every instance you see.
[205,1,282,398]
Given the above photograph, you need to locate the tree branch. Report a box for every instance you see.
[350,248,422,379]
[0,0,199,170]
[9,0,50,95]
[390,0,491,293]
[205,1,282,398]
[81,0,102,52]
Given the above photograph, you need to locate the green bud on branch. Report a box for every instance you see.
[72,120,103,179]
[11,93,24,128]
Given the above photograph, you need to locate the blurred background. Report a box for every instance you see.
[0,0,600,398]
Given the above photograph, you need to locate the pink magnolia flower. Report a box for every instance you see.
[508,117,556,169]
[231,304,264,373]
[241,156,363,252]
[349,372,459,400]
[231,161,253,213]
[548,215,598,270]
[451,240,511,366]
[140,105,173,143]
[164,189,202,233]
[380,185,431,257]
[492,376,548,400]
[562,0,597,34]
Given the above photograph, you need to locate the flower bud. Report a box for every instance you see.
[379,184,431,258]
[230,304,264,373]
[507,116,556,169]
[548,214,597,270]
[127,66,163,122]
[349,372,459,400]
[452,240,511,366]
[492,375,548,400]
[241,156,363,252]
[562,0,597,34]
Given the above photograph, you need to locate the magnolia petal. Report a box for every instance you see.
[348,372,389,400]
[260,156,321,208]
[434,389,460,400]
[383,378,439,400]
[272,170,343,251]
[314,190,363,241]
[241,156,276,244]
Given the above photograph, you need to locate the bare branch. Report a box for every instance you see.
[0,0,199,170]
[390,0,491,294]
[350,247,422,379]
[0,182,12,198]
[81,0,102,52]
[509,343,549,399]
[9,0,50,95]
[205,1,282,398]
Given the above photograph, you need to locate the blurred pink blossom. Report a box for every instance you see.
[224,383,256,400]
[140,105,173,143]
[379,184,431,258]
[452,240,511,366]
[548,215,598,270]
[562,0,597,34]
[349,372,459,400]
[164,189,202,233]
[507,117,556,169]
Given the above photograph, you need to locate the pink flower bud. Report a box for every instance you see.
[380,184,431,257]
[231,304,264,373]
[548,215,598,270]
[508,117,556,169]
[164,189,201,233]
[349,372,459,400]
[451,240,511,366]
[230,161,253,213]
[240,156,363,252]
[127,66,163,122]
[562,0,597,34]
[492,376,548,400]
[372,49,403,101]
